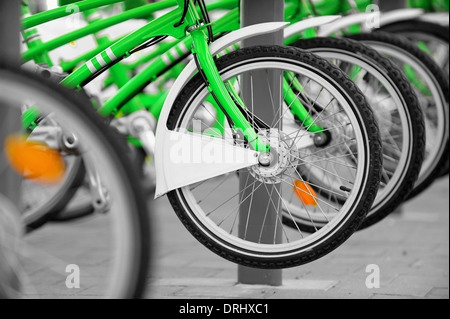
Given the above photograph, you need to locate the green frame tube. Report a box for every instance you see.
[22,0,343,151]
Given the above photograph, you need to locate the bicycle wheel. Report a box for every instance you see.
[20,89,95,231]
[347,32,449,200]
[21,146,85,231]
[0,66,151,298]
[167,46,382,268]
[379,20,449,177]
[283,37,425,230]
[379,20,449,76]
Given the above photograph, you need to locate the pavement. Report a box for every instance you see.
[12,176,449,299]
[146,177,449,299]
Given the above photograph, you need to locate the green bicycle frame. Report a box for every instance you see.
[22,0,270,152]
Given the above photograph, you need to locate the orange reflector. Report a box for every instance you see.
[293,180,317,207]
[4,135,65,185]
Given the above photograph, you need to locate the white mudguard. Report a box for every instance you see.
[318,12,373,36]
[284,15,341,38]
[377,8,424,28]
[155,17,339,198]
[318,9,425,36]
[419,12,449,26]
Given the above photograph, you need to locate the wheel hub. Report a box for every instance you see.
[250,129,300,184]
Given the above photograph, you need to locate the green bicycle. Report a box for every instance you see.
[21,0,425,233]
[19,0,384,268]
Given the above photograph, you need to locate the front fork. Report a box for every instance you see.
[189,27,270,153]
[189,27,327,153]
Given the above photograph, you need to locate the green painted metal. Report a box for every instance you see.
[22,0,271,151]
[22,1,178,62]
[23,0,134,29]
[28,0,415,150]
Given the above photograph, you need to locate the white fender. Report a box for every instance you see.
[284,15,341,38]
[377,8,424,28]
[318,9,425,36]
[318,12,372,36]
[419,12,449,26]
[154,22,290,198]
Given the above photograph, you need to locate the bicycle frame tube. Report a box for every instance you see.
[52,0,266,151]
[22,0,165,29]
[22,0,328,149]
[84,8,146,115]
[59,6,186,89]
[22,1,179,63]
[91,6,323,142]
[21,4,54,66]
[27,2,240,72]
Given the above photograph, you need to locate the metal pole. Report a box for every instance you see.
[238,0,284,286]
[0,0,22,204]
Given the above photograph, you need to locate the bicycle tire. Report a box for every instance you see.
[288,37,425,230]
[0,66,151,299]
[346,32,449,200]
[22,89,94,231]
[379,20,449,177]
[167,45,382,268]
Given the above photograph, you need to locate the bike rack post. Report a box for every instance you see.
[238,0,284,286]
[0,0,22,204]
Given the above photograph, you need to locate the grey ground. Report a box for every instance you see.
[17,176,448,299]
[146,177,449,299]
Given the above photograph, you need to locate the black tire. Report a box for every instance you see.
[440,160,449,176]
[288,37,425,230]
[0,66,151,299]
[24,156,86,231]
[379,20,449,61]
[167,45,382,268]
[380,20,448,41]
[379,20,450,178]
[346,32,449,201]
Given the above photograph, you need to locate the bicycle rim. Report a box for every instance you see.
[0,69,150,298]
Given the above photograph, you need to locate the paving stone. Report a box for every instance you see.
[174,286,253,299]
[390,275,449,288]
[370,294,422,299]
[425,287,449,299]
[266,289,372,299]
[146,286,185,299]
[19,174,448,299]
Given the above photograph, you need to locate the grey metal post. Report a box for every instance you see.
[0,1,22,204]
[238,0,284,286]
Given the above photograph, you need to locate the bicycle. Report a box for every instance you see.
[294,0,449,204]
[75,0,427,229]
[21,0,425,233]
[19,0,383,268]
